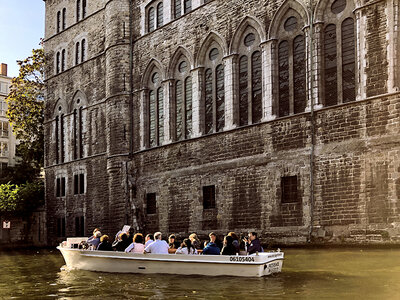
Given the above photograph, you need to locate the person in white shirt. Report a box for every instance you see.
[144,234,154,247]
[144,232,169,254]
[175,238,198,255]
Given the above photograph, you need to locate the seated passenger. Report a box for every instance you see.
[168,234,180,250]
[227,232,240,253]
[125,233,145,253]
[144,234,154,247]
[189,233,201,249]
[221,235,237,255]
[144,232,169,254]
[97,235,113,251]
[202,232,221,255]
[176,238,198,255]
[209,232,223,250]
[87,230,102,249]
[112,233,130,252]
[244,232,263,255]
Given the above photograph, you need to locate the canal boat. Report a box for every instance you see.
[57,238,284,277]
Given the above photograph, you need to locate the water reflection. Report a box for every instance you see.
[1,248,400,299]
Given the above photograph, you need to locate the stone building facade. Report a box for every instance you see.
[44,0,400,246]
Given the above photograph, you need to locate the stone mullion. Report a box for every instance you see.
[311,23,324,109]
[337,24,344,104]
[223,54,236,130]
[355,10,366,100]
[191,67,203,137]
[139,89,149,149]
[162,79,172,144]
[261,40,276,121]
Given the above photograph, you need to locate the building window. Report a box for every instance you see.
[0,121,8,137]
[75,216,85,237]
[61,49,66,72]
[76,0,81,22]
[204,47,225,134]
[203,185,215,209]
[174,59,192,141]
[56,52,61,74]
[148,7,155,32]
[62,8,66,30]
[0,163,8,176]
[174,0,181,18]
[146,193,157,214]
[0,142,8,157]
[74,173,85,195]
[148,71,164,147]
[157,2,163,28]
[56,177,66,197]
[281,176,298,203]
[57,217,66,237]
[278,16,306,117]
[60,114,65,163]
[75,42,80,65]
[57,11,61,33]
[184,0,192,13]
[81,39,86,63]
[82,0,87,18]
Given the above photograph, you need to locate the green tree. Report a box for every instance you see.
[6,48,45,175]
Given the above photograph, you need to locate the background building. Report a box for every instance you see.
[44,0,400,246]
[0,63,18,175]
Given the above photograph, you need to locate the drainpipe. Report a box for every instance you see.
[308,4,316,243]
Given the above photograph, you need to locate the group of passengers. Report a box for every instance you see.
[87,229,263,255]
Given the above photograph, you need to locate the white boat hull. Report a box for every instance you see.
[57,242,284,277]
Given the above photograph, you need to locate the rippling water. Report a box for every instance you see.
[1,248,400,299]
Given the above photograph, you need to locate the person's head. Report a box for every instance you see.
[145,234,154,242]
[248,232,257,241]
[154,232,162,240]
[224,235,233,246]
[128,228,135,236]
[227,232,239,241]
[93,228,100,235]
[189,233,199,242]
[169,234,176,243]
[95,231,102,238]
[133,233,144,244]
[120,233,128,241]
[209,232,217,243]
[183,238,194,250]
[100,235,109,243]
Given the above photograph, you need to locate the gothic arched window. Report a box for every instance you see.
[174,58,192,141]
[148,71,164,147]
[62,8,66,30]
[322,0,356,106]
[277,14,306,117]
[148,7,155,32]
[157,3,163,28]
[57,11,61,33]
[238,30,262,126]
[204,46,225,134]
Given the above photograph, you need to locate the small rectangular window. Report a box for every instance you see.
[146,193,157,214]
[79,173,85,194]
[74,174,79,195]
[75,216,85,237]
[203,185,215,209]
[281,176,298,203]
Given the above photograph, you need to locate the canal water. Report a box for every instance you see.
[1,248,400,299]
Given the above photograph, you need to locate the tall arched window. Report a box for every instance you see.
[73,102,84,160]
[62,8,66,30]
[61,49,66,72]
[277,14,306,117]
[174,0,182,18]
[81,39,86,63]
[148,71,164,147]
[204,46,225,134]
[174,58,193,141]
[322,0,356,106]
[82,0,87,18]
[76,0,81,22]
[75,42,80,65]
[148,7,155,32]
[157,3,163,28]
[57,11,61,33]
[237,30,262,126]
[56,52,61,74]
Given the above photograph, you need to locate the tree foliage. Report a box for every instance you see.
[0,182,44,217]
[6,48,45,172]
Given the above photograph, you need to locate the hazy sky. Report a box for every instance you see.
[0,0,45,78]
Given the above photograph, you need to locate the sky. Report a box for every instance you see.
[0,0,45,78]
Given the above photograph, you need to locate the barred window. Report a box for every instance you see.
[204,47,224,134]
[278,15,306,117]
[323,0,356,106]
[157,3,163,28]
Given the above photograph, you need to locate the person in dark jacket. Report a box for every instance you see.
[112,233,131,251]
[202,242,221,255]
[244,232,263,254]
[97,235,113,251]
[221,235,237,255]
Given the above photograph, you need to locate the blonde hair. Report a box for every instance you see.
[100,235,109,243]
